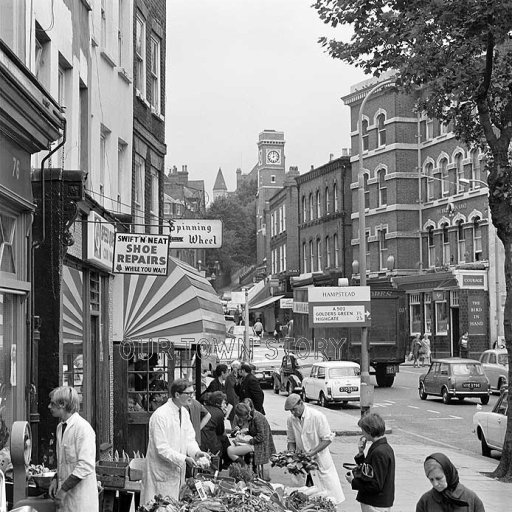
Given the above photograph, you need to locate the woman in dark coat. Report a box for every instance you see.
[416,453,485,512]
[200,391,229,466]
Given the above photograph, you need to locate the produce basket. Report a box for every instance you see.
[96,460,129,488]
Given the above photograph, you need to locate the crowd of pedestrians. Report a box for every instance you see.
[45,374,488,511]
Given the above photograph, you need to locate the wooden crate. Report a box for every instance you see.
[96,461,129,489]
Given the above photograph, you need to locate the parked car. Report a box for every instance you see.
[273,352,325,395]
[252,358,281,388]
[419,358,491,404]
[473,386,508,456]
[479,348,508,392]
[302,361,361,408]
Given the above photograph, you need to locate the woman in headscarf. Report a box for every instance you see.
[416,453,485,511]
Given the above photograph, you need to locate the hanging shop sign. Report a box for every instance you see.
[87,211,115,271]
[167,219,222,248]
[113,233,170,275]
[280,298,294,309]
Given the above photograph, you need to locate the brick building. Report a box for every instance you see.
[343,76,503,358]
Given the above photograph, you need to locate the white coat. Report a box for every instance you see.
[141,399,200,503]
[56,412,99,512]
[287,405,345,505]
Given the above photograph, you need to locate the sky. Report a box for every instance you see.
[165,0,367,201]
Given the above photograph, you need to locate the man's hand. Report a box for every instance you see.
[185,457,197,468]
[48,478,58,499]
[54,488,66,508]
[345,470,354,484]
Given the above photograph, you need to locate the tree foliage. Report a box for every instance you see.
[313,0,512,479]
[204,179,257,280]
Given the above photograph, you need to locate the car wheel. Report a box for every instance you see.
[480,429,491,457]
[442,387,451,404]
[301,388,309,402]
[319,392,327,408]
[419,383,427,400]
[341,401,349,408]
[458,396,465,401]
[481,395,490,405]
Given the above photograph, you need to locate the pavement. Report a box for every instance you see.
[260,388,511,511]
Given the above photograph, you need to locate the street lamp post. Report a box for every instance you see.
[357,78,394,415]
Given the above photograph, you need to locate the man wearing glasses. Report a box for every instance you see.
[142,379,210,502]
[285,394,345,509]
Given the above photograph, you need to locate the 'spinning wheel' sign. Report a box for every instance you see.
[113,233,170,275]
[308,286,371,327]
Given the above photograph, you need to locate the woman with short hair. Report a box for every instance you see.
[201,391,229,467]
[227,402,275,472]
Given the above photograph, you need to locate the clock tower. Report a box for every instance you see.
[255,130,286,267]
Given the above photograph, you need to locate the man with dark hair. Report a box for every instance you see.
[346,412,395,511]
[238,363,265,414]
[142,379,210,502]
[203,364,229,395]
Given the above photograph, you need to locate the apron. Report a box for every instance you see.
[295,408,345,505]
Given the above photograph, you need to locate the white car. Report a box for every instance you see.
[479,348,508,392]
[301,361,361,408]
[473,387,508,456]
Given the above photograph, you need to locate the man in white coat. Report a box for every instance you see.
[141,379,210,503]
[48,386,99,512]
[285,394,345,508]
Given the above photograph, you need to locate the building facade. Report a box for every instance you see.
[343,77,501,358]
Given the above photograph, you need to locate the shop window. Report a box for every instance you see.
[424,295,432,333]
[409,293,422,335]
[0,292,16,438]
[435,301,449,335]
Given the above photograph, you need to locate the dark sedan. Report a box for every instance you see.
[419,357,490,405]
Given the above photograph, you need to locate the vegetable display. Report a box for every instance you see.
[269,451,319,475]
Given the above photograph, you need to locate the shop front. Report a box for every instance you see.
[111,257,225,455]
[392,269,489,359]
[0,40,64,461]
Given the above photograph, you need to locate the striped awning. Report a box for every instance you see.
[113,257,225,346]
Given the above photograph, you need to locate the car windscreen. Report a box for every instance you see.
[451,363,484,376]
[497,354,508,366]
[328,367,360,378]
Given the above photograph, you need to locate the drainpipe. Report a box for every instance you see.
[33,117,67,249]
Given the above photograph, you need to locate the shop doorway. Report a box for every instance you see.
[451,307,460,356]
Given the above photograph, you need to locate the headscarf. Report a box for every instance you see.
[424,453,468,510]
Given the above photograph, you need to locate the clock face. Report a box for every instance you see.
[267,149,280,164]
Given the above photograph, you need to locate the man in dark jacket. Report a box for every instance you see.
[346,412,395,510]
[238,363,265,415]
[203,364,228,396]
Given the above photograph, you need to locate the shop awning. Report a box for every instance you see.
[112,257,225,346]
[392,271,458,292]
[250,295,284,309]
